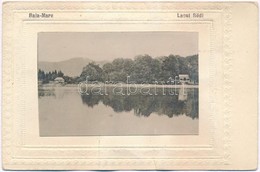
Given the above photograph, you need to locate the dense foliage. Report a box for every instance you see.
[38,54,198,84]
[79,54,198,84]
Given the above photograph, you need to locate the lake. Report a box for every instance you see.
[38,86,199,136]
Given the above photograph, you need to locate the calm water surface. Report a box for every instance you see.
[38,86,198,136]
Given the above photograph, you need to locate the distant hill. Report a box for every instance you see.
[38,57,106,77]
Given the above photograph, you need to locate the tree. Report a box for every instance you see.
[122,58,134,75]
[112,58,125,72]
[103,63,114,81]
[160,55,180,81]
[38,69,70,84]
[38,54,199,85]
[187,55,199,83]
[57,70,64,77]
[131,54,154,83]
[178,56,189,74]
[38,69,45,81]
[80,63,104,82]
[103,58,134,82]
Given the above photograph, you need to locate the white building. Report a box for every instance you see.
[54,77,65,84]
[179,74,190,84]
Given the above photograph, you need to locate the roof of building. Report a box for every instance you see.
[179,74,189,78]
[54,77,64,81]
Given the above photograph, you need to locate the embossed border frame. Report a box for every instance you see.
[2,2,233,170]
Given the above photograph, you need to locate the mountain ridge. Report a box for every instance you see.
[38,57,107,77]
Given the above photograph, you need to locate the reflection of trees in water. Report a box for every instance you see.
[81,89,198,119]
[38,88,198,119]
[38,91,55,98]
[38,88,65,99]
[81,94,101,107]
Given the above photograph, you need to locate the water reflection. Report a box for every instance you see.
[39,87,198,119]
[38,87,199,136]
[81,88,198,119]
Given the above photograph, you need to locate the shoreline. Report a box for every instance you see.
[39,83,199,89]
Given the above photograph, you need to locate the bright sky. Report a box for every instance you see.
[38,32,198,62]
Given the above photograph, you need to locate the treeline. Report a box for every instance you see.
[38,69,67,84]
[79,54,198,84]
[38,54,198,84]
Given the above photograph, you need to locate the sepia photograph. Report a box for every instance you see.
[2,2,258,170]
[38,32,199,136]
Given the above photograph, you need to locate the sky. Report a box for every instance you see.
[38,32,198,62]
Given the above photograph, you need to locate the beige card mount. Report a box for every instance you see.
[2,1,258,170]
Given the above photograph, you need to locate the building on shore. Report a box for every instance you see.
[179,74,190,84]
[54,77,65,84]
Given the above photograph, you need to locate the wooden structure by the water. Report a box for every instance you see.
[178,86,188,101]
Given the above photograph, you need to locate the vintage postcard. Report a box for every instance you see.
[2,1,258,170]
[38,32,199,136]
